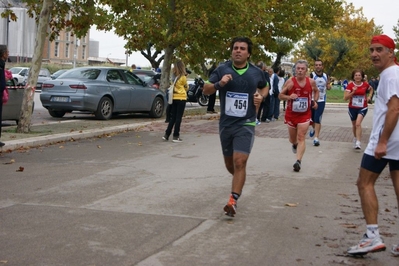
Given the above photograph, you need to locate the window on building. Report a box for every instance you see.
[55,42,59,57]
[82,45,86,59]
[65,43,69,58]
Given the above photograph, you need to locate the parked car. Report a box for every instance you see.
[40,67,166,120]
[23,68,52,90]
[2,79,34,125]
[9,67,29,85]
[132,69,161,89]
[50,69,69,79]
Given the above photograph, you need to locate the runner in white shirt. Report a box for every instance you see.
[347,35,399,256]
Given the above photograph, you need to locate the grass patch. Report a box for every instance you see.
[327,87,346,103]
[3,127,54,135]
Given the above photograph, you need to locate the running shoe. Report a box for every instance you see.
[293,160,301,172]
[162,134,169,141]
[313,139,320,146]
[256,119,261,126]
[391,244,399,256]
[292,144,297,154]
[309,129,315,138]
[355,141,361,150]
[347,234,386,256]
[265,119,271,123]
[223,195,237,217]
[172,137,183,143]
[353,138,357,148]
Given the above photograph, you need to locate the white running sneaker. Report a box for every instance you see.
[347,234,386,256]
[172,137,183,143]
[355,140,361,150]
[353,138,357,148]
[391,244,399,256]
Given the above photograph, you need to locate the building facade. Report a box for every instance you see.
[0,6,90,66]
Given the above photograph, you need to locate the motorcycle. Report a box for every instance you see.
[186,77,209,106]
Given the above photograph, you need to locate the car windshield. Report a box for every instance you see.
[10,67,25,74]
[25,69,50,77]
[61,69,101,80]
[135,74,152,83]
[38,69,49,76]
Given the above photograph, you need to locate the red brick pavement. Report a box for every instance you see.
[138,108,370,144]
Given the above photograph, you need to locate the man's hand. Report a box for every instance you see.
[254,92,263,109]
[374,143,387,159]
[312,100,318,110]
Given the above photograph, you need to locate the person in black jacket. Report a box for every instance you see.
[206,63,217,113]
[255,62,270,124]
[0,44,9,147]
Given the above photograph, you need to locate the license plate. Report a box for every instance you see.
[51,96,69,102]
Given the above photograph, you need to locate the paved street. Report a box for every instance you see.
[1,105,399,265]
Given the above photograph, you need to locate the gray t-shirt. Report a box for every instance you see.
[209,61,266,127]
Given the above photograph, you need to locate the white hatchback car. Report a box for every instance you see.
[9,67,29,85]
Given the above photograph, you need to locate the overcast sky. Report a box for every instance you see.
[89,0,399,67]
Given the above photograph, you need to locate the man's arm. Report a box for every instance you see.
[367,86,374,103]
[374,95,399,159]
[203,74,233,95]
[326,74,332,90]
[254,84,269,108]
[203,83,217,95]
[278,78,294,101]
[310,79,319,109]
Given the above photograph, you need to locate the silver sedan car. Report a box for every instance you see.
[40,67,166,120]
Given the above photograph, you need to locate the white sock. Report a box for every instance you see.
[366,224,379,238]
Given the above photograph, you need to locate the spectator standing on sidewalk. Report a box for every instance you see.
[206,63,217,114]
[347,34,399,256]
[0,45,9,148]
[278,59,319,172]
[162,60,188,143]
[309,59,331,147]
[203,36,267,217]
[343,69,373,150]
[282,72,292,111]
[255,61,270,125]
[266,66,281,122]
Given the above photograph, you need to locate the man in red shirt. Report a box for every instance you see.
[279,60,319,172]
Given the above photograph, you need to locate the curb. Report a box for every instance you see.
[0,121,154,152]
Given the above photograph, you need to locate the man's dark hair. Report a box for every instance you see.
[230,37,253,56]
[272,66,281,74]
[0,44,7,58]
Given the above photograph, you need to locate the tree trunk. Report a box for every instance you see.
[160,45,175,91]
[17,0,53,133]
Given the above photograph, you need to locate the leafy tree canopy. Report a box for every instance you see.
[293,2,382,79]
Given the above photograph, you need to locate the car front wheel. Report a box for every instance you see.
[95,97,113,120]
[149,97,164,118]
[48,110,66,118]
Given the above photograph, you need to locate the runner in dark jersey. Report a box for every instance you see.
[203,37,268,217]
[278,59,319,172]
